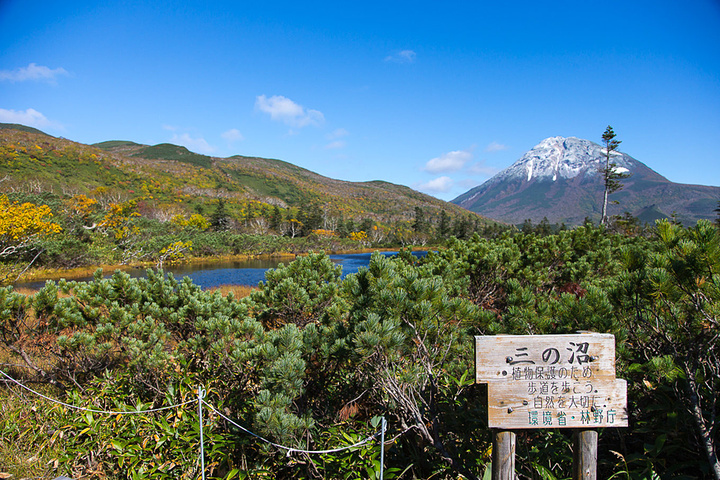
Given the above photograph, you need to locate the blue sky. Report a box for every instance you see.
[1,1,719,201]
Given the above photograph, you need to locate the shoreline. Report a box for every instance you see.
[14,246,430,284]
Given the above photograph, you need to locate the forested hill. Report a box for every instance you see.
[0,123,488,230]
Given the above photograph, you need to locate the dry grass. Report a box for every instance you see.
[206,284,257,298]
[9,286,42,296]
[17,264,135,283]
[15,252,297,287]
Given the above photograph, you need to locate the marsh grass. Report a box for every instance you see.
[207,284,256,298]
[17,263,136,284]
[9,286,42,297]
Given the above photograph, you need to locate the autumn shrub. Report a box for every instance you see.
[0,195,63,258]
[1,224,718,479]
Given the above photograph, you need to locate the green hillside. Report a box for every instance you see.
[130,143,214,168]
[93,140,140,149]
[0,123,503,275]
[0,123,51,136]
[1,123,486,228]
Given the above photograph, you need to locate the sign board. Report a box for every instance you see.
[475,333,628,429]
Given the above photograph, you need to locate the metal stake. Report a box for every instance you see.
[198,386,206,480]
[379,417,386,480]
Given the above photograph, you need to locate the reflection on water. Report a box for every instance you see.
[16,251,427,290]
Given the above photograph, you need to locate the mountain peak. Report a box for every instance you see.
[499,135,631,184]
[451,135,718,226]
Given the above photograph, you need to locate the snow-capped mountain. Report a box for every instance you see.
[491,136,635,183]
[452,136,719,226]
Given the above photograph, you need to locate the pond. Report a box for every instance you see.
[16,251,427,290]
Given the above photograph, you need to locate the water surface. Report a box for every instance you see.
[17,251,426,290]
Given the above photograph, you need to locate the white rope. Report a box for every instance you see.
[0,369,194,414]
[202,399,380,455]
[1,369,383,458]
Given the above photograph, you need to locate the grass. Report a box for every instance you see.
[15,263,137,285]
[0,123,49,136]
[0,388,66,479]
[207,284,257,298]
[8,286,40,297]
[0,344,70,479]
[15,268,261,299]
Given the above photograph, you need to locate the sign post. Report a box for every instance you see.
[573,430,598,480]
[475,332,627,479]
[492,430,516,480]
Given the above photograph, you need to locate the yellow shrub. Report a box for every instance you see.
[349,231,368,243]
[312,229,337,237]
[0,195,62,255]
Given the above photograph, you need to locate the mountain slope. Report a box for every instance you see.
[0,123,487,228]
[453,136,720,226]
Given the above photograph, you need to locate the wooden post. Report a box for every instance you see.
[573,429,597,480]
[492,429,515,480]
[476,334,626,479]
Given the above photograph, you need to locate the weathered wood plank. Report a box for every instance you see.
[486,378,628,429]
[475,333,617,383]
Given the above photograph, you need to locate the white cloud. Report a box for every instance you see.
[424,149,473,174]
[325,140,346,150]
[324,128,349,149]
[0,108,60,129]
[326,128,349,140]
[221,128,244,142]
[0,63,69,83]
[255,94,325,128]
[417,176,454,193]
[385,50,417,64]
[485,141,508,152]
[170,133,216,155]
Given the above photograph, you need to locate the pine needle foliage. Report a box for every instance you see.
[0,223,718,479]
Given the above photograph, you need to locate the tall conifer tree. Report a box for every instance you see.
[600,126,630,226]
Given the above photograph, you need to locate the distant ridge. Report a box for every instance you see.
[452,136,720,226]
[0,123,51,136]
[0,123,490,229]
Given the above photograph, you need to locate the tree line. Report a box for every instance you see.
[0,187,504,284]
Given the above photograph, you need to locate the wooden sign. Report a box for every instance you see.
[475,333,628,429]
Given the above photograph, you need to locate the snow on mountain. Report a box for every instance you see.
[452,135,719,226]
[492,136,633,184]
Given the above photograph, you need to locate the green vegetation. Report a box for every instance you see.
[93,140,141,149]
[0,124,483,230]
[0,123,50,135]
[2,124,718,479]
[132,143,214,169]
[0,125,499,281]
[1,221,718,479]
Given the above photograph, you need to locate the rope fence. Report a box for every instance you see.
[1,369,388,479]
[203,399,381,455]
[0,369,195,414]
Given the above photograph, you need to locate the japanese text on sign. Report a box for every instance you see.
[475,333,628,429]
